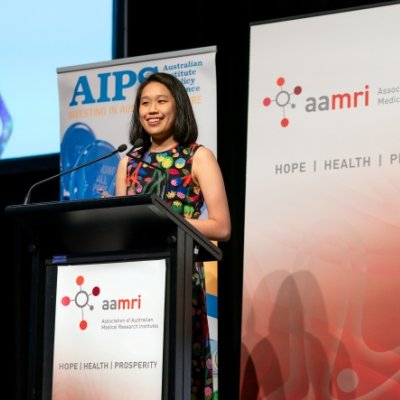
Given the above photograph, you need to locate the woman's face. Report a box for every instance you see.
[139,81,176,142]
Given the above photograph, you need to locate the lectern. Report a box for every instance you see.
[5,194,222,400]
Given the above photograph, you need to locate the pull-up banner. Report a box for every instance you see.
[241,3,400,399]
[57,46,220,394]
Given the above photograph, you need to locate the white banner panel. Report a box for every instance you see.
[57,47,217,200]
[242,3,400,399]
[51,259,166,399]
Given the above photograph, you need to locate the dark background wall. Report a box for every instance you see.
[1,1,386,398]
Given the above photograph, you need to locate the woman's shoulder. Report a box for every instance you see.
[190,144,217,164]
[187,142,209,155]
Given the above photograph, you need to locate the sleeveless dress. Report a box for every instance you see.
[125,143,214,400]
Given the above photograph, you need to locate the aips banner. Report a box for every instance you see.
[57,46,220,392]
[57,46,217,200]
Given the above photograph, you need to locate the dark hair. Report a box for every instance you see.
[128,72,198,148]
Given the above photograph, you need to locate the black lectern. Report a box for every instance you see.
[5,194,222,400]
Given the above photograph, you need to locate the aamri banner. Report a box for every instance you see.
[241,4,400,399]
[51,259,166,399]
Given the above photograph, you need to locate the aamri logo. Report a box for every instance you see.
[262,76,303,128]
[263,76,370,128]
[61,275,101,330]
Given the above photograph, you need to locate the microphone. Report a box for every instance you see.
[126,139,168,200]
[23,143,128,205]
[128,138,144,152]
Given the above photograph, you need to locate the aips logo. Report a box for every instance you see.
[263,76,370,128]
[69,66,158,107]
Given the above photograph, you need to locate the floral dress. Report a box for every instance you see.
[125,143,214,400]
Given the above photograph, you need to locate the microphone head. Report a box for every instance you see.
[133,138,144,148]
[127,139,145,158]
[117,144,128,152]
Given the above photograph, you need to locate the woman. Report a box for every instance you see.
[116,72,231,399]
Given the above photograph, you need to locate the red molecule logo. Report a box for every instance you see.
[61,275,101,330]
[263,76,302,128]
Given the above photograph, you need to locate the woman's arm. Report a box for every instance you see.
[115,156,129,196]
[189,146,231,242]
